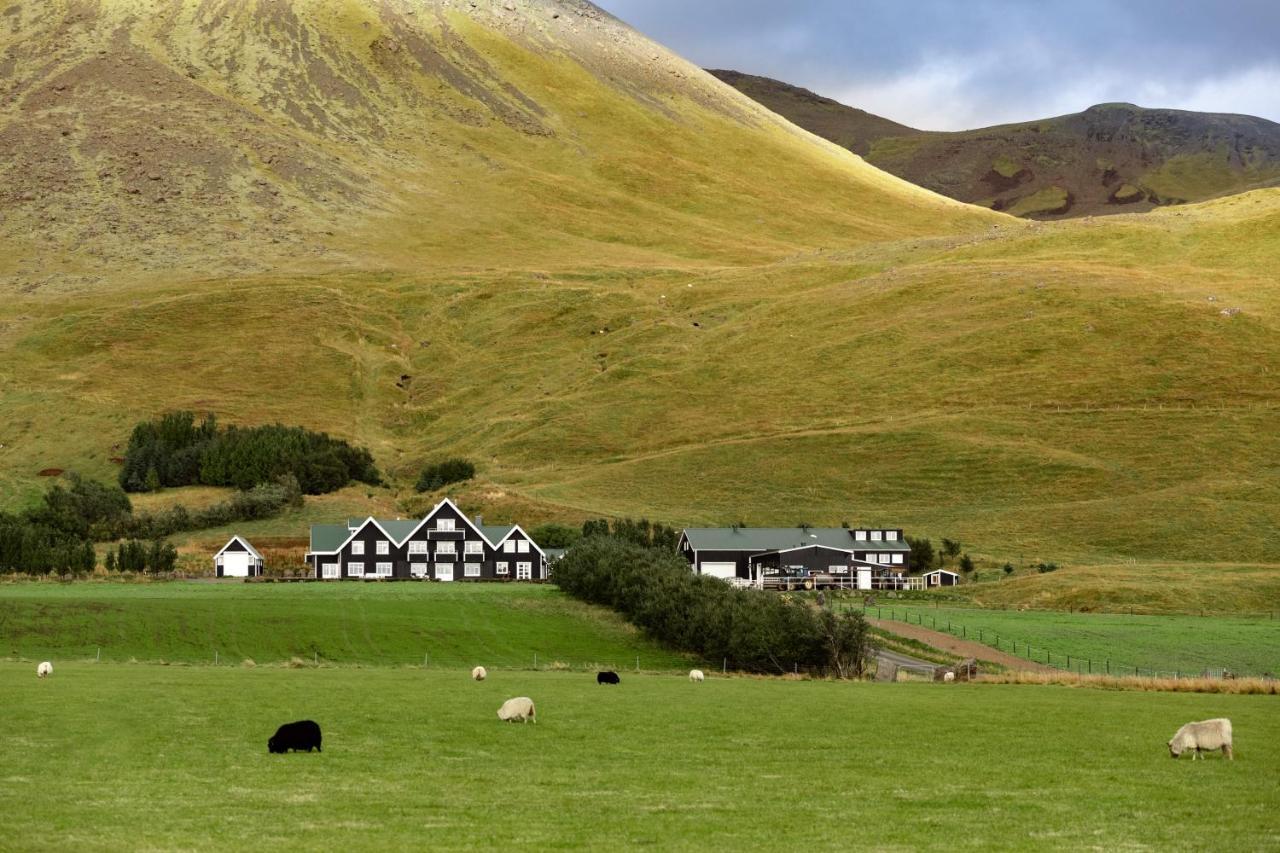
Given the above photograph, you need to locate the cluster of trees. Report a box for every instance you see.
[554,535,872,677]
[104,539,178,574]
[906,535,975,575]
[415,458,476,493]
[118,476,303,541]
[120,412,379,495]
[580,517,679,551]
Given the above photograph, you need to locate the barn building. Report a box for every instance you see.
[213,536,264,578]
[305,498,548,581]
[923,569,960,587]
[678,527,912,589]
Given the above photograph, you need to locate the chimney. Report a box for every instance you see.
[474,515,483,526]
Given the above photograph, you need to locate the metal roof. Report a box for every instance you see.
[681,528,911,553]
[311,520,523,553]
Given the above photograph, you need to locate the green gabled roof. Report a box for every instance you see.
[681,528,911,553]
[309,524,351,554]
[479,524,517,545]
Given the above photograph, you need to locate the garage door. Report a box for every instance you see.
[222,553,251,578]
[701,562,738,579]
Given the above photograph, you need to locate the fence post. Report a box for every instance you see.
[215,650,218,666]
[636,656,640,672]
[534,653,538,670]
[96,647,101,663]
[723,657,727,674]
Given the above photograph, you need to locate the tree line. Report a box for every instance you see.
[119,412,380,495]
[553,535,873,677]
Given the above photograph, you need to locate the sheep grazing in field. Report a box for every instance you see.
[597,670,620,685]
[1168,718,1233,760]
[689,669,705,683]
[497,697,536,724]
[37,662,52,679]
[471,666,487,682]
[943,671,956,683]
[268,720,323,754]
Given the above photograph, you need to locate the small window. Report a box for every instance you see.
[465,540,484,554]
[871,531,883,541]
[517,540,530,554]
[376,540,390,555]
[408,541,428,555]
[348,562,364,576]
[855,531,867,541]
[886,531,899,541]
[496,562,509,575]
[436,542,456,555]
[376,562,393,577]
[437,518,455,532]
[504,540,517,554]
[516,562,532,580]
[878,554,891,565]
[892,554,904,565]
[351,541,365,555]
[464,563,481,578]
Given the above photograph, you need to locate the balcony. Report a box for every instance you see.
[426,528,465,540]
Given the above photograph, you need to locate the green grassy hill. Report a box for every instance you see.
[710,71,1280,219]
[3,664,1276,849]
[0,582,692,670]
[2,2,1279,600]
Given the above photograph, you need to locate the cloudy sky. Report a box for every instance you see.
[598,1,1280,130]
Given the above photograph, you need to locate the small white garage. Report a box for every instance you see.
[213,536,264,578]
[700,561,738,580]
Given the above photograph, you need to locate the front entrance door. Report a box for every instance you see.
[436,563,455,582]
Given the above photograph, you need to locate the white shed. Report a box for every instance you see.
[923,569,960,587]
[213,536,263,578]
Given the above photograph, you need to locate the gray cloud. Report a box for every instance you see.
[597,1,1280,129]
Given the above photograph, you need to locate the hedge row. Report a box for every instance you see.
[553,537,872,677]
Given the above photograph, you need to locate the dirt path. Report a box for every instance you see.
[870,619,1055,672]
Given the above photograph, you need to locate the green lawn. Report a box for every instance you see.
[1,664,1275,850]
[0,582,692,672]
[866,604,1280,676]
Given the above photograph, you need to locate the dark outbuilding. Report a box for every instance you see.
[268,720,323,754]
[597,671,620,685]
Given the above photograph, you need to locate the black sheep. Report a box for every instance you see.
[597,671,620,685]
[268,720,323,754]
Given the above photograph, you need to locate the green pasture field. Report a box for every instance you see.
[866,604,1280,676]
[0,582,691,672]
[1,664,1276,850]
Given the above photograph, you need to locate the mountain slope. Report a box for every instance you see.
[710,70,1280,219]
[0,1,991,292]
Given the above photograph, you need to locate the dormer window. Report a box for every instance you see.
[871,531,883,542]
[855,531,867,541]
[886,531,898,541]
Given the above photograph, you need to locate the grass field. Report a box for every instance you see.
[2,663,1276,850]
[867,604,1280,676]
[0,583,692,672]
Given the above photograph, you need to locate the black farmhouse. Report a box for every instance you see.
[678,527,911,589]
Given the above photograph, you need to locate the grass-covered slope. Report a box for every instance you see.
[2,665,1276,849]
[0,582,692,670]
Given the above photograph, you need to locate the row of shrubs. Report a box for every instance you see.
[104,539,179,574]
[119,412,380,495]
[553,535,873,677]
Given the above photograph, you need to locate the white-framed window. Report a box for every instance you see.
[376,562,393,577]
[465,540,484,555]
[408,541,428,555]
[437,518,455,532]
[829,564,848,574]
[504,540,517,554]
[892,554,904,565]
[376,540,390,555]
[322,563,339,579]
[516,562,532,580]
[855,531,867,541]
[464,563,481,578]
[886,531,899,541]
[496,562,509,575]
[436,541,456,555]
[516,539,530,554]
[871,531,883,541]
[351,541,365,555]
[878,554,891,565]
[348,562,365,576]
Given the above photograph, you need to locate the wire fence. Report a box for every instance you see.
[860,605,1277,680]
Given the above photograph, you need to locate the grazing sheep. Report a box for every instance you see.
[268,720,323,754]
[689,669,705,683]
[597,671,620,685]
[943,671,955,683]
[472,666,487,682]
[497,697,536,724]
[37,661,52,678]
[1168,718,1233,760]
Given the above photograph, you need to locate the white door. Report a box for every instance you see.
[322,562,339,579]
[701,562,737,579]
[857,568,872,590]
[223,553,251,578]
[436,563,454,582]
[516,562,532,580]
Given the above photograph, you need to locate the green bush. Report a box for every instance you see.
[554,536,873,677]
[529,523,581,549]
[414,458,476,493]
[579,517,679,550]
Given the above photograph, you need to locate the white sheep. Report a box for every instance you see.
[37,661,52,679]
[497,696,536,724]
[689,669,705,683]
[471,666,487,682]
[1168,718,1233,760]
[943,671,956,683]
